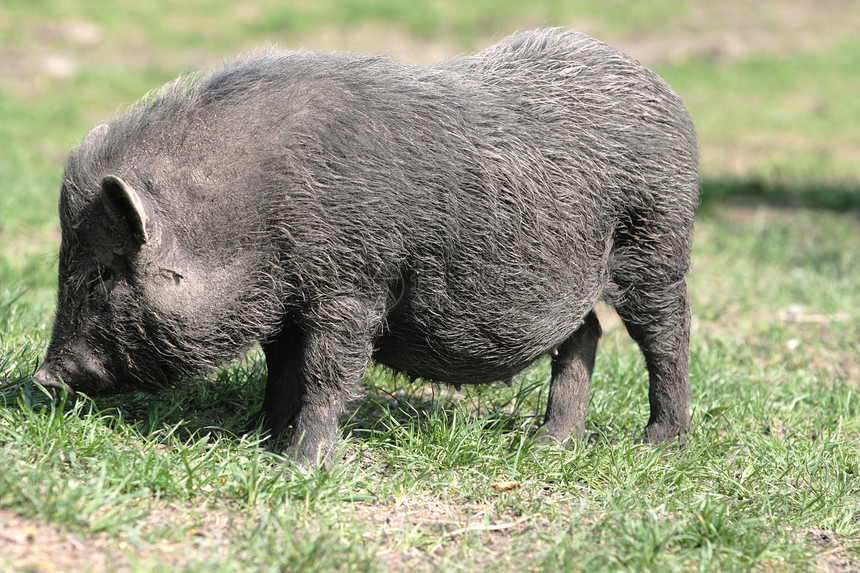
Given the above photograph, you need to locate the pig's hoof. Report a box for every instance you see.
[535,424,582,448]
[241,414,268,438]
[639,422,687,446]
[243,413,287,442]
[285,440,338,473]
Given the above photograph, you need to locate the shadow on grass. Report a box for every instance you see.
[699,178,860,213]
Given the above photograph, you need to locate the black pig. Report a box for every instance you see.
[33,29,698,465]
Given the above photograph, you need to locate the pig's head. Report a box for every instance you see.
[33,123,285,396]
[33,164,186,395]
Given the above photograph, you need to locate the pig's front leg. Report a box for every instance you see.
[265,297,383,469]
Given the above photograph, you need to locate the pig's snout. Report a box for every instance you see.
[30,363,75,395]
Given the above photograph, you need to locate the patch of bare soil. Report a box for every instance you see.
[0,509,123,572]
[347,492,540,571]
[0,493,543,571]
[804,526,859,573]
[0,502,238,572]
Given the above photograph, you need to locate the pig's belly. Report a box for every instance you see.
[371,245,606,384]
[372,333,541,385]
[372,310,583,385]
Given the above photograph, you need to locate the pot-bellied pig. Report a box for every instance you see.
[33,29,699,465]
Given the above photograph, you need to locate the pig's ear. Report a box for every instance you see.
[101,175,149,245]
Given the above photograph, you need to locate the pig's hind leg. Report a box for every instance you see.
[621,281,691,443]
[539,310,602,442]
[612,263,692,444]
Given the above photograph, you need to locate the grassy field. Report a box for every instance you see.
[1,1,858,571]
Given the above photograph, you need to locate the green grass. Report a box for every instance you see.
[1,1,858,571]
[1,328,857,570]
[662,37,860,181]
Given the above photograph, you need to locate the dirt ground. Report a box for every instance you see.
[0,509,120,572]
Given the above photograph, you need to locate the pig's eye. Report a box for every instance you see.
[92,265,117,298]
[159,268,183,286]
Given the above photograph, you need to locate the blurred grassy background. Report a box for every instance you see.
[2,2,859,308]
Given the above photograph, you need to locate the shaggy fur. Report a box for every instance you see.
[33,29,699,464]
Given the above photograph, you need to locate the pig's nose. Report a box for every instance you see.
[31,363,74,395]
